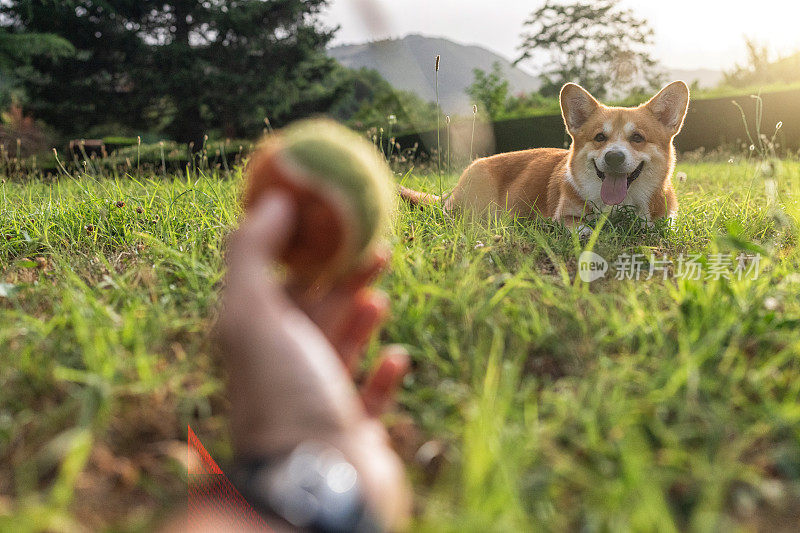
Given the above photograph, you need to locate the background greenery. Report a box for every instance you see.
[3,0,800,157]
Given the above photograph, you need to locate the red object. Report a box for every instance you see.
[187,425,271,530]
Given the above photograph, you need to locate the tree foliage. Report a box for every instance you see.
[0,27,75,109]
[329,67,437,133]
[1,0,342,144]
[724,39,800,88]
[134,0,341,144]
[466,62,510,120]
[0,32,74,70]
[516,0,663,99]
[3,1,161,139]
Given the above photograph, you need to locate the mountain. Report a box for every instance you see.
[328,34,725,114]
[667,68,724,88]
[328,34,540,115]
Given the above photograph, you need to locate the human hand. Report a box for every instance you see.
[215,192,410,529]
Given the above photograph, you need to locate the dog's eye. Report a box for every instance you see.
[630,133,645,143]
[594,133,607,142]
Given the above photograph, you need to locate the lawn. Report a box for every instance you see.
[1,155,800,531]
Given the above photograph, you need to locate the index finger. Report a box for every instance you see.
[340,247,390,291]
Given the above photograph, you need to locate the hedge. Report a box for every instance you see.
[393,88,800,159]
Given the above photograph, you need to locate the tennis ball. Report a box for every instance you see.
[243,118,395,283]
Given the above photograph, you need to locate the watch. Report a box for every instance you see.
[230,441,383,533]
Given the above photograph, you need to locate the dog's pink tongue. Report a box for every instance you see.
[600,174,628,205]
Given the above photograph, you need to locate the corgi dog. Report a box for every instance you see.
[400,81,689,230]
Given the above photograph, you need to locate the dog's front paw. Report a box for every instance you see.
[667,213,677,228]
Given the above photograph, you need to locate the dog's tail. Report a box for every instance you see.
[398,186,442,208]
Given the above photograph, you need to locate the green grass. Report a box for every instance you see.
[2,156,800,531]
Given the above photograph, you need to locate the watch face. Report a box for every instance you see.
[242,441,377,533]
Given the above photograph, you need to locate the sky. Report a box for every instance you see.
[321,0,800,72]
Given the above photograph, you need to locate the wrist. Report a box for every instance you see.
[232,421,409,532]
[231,440,384,533]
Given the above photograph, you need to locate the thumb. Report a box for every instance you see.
[227,192,295,279]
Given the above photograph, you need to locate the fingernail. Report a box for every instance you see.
[376,246,391,264]
[381,344,410,368]
[371,290,391,316]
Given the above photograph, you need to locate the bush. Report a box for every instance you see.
[0,105,54,158]
[84,139,256,173]
[102,136,139,153]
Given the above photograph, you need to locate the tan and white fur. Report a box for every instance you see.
[400,81,690,232]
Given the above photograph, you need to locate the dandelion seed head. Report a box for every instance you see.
[764,296,779,310]
[765,178,777,202]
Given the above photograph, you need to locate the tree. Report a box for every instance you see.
[2,0,342,144]
[328,68,390,123]
[135,0,342,144]
[515,0,663,99]
[0,27,74,109]
[466,62,510,120]
[329,67,437,133]
[724,38,800,88]
[1,1,153,138]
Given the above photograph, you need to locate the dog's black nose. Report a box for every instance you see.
[604,150,626,169]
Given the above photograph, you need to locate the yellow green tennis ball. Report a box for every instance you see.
[244,118,395,282]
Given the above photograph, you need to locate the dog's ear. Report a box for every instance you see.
[560,83,600,134]
[644,81,690,137]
